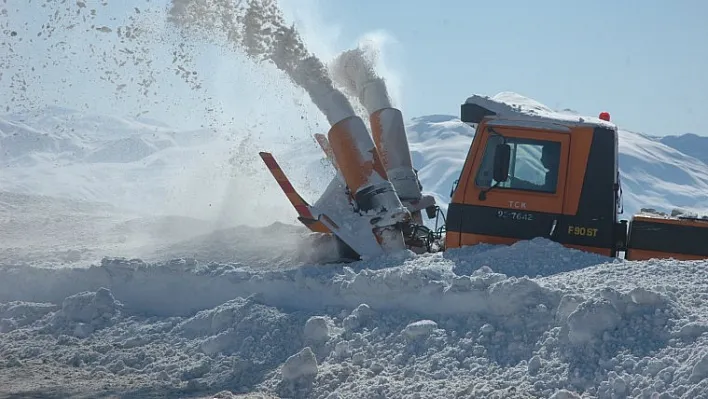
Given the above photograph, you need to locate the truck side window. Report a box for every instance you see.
[475,136,561,194]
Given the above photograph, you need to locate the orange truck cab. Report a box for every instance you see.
[445,95,708,261]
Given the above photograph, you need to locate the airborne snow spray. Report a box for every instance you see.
[329,45,393,114]
[0,0,343,259]
[167,0,357,125]
[167,0,414,253]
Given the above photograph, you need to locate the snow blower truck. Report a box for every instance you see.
[259,95,708,263]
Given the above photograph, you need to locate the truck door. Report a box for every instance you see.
[446,124,570,248]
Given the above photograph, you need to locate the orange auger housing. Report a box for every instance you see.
[327,115,410,253]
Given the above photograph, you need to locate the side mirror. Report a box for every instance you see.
[493,143,511,182]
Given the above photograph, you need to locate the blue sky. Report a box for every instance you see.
[283,0,708,136]
[2,0,706,137]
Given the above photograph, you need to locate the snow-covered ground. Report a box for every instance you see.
[3,238,708,398]
[2,93,708,398]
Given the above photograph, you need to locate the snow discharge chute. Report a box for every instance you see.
[257,42,443,261]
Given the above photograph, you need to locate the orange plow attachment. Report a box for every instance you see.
[258,112,443,261]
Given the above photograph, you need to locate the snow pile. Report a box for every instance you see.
[176,296,309,390]
[51,287,123,339]
[446,237,619,277]
[2,247,708,397]
[0,302,57,333]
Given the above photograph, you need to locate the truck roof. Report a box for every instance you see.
[464,92,617,131]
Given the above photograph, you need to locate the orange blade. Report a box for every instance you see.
[258,151,331,233]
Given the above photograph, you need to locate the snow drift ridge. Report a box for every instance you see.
[2,238,708,398]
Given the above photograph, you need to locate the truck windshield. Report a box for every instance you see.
[475,135,561,193]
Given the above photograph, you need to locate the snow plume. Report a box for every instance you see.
[0,0,229,128]
[1,1,341,235]
[168,0,356,125]
[329,39,394,114]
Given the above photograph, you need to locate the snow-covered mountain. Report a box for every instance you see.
[2,96,707,225]
[0,106,325,229]
[659,133,708,165]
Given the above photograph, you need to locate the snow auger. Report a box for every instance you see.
[259,104,441,261]
[260,94,708,263]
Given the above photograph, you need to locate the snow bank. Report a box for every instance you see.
[3,238,708,397]
[446,237,619,277]
[0,248,562,319]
